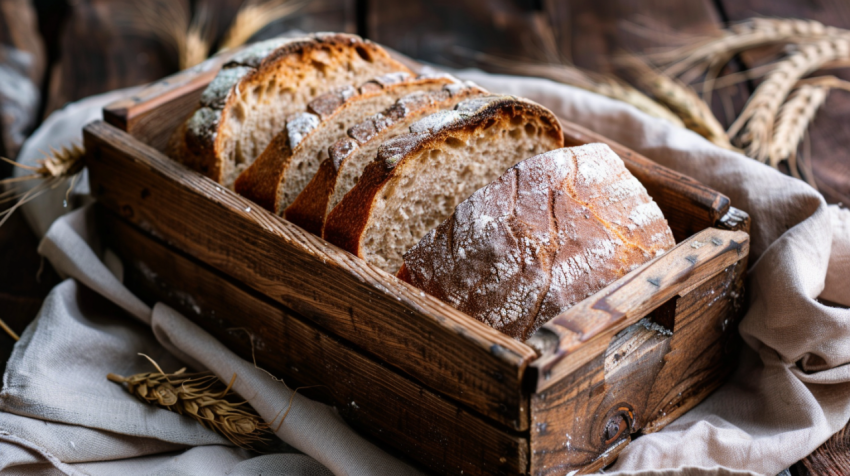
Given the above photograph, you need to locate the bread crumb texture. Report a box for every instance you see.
[401,143,676,341]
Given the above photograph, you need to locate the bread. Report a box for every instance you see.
[285,81,488,235]
[166,33,410,187]
[322,95,564,273]
[234,72,466,214]
[398,144,677,340]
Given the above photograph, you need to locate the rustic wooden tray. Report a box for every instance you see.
[83,60,751,475]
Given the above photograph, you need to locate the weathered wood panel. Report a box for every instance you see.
[527,228,749,394]
[83,120,537,431]
[529,255,747,475]
[100,207,527,476]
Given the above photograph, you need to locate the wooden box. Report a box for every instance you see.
[83,60,750,475]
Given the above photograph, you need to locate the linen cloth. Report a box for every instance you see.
[1,68,848,475]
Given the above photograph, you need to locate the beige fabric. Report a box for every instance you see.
[2,66,849,475]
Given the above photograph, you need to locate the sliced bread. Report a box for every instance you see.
[166,33,410,187]
[398,144,677,340]
[285,81,488,235]
[323,95,564,273]
[234,72,464,214]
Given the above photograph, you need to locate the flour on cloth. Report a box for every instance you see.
[2,66,849,475]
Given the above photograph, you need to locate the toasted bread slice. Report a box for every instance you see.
[166,33,410,187]
[323,95,564,273]
[285,81,488,235]
[234,72,463,214]
[399,144,676,340]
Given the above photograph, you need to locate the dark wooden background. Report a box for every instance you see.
[1,0,847,473]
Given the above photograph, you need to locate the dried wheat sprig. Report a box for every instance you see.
[116,0,214,70]
[769,76,850,173]
[654,18,850,78]
[619,54,734,150]
[108,358,275,451]
[727,38,850,162]
[219,0,305,51]
[0,317,19,341]
[0,145,85,229]
[461,50,685,127]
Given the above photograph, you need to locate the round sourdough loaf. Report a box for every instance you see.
[398,144,677,341]
[166,33,410,188]
[322,95,564,273]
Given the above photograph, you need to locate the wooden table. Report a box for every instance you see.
[1,0,847,473]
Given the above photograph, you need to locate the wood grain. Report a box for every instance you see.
[559,120,731,242]
[527,228,750,393]
[529,253,747,475]
[100,206,527,476]
[83,120,537,431]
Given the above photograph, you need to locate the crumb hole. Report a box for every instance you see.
[525,123,537,136]
[356,46,373,62]
[445,137,464,148]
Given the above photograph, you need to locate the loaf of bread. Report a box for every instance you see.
[166,33,410,187]
[322,95,564,273]
[234,72,465,214]
[285,81,488,235]
[398,144,676,340]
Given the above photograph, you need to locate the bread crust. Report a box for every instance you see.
[399,144,677,340]
[234,73,459,215]
[167,33,410,186]
[322,95,563,268]
[285,82,488,236]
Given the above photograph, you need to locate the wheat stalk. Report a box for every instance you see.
[619,54,734,150]
[770,76,850,176]
[462,50,685,127]
[0,144,85,229]
[727,38,850,162]
[219,0,305,51]
[108,355,276,452]
[654,18,850,78]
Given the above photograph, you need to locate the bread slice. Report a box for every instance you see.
[166,33,410,187]
[234,72,464,214]
[285,81,488,235]
[398,144,676,340]
[323,95,564,273]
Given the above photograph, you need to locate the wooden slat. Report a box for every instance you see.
[526,227,749,393]
[83,120,536,431]
[529,255,747,475]
[559,120,731,242]
[100,207,527,476]
[102,53,235,152]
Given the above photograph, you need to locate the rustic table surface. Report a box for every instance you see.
[1,0,847,474]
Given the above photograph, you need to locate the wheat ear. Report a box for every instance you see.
[727,39,850,162]
[770,76,850,174]
[0,144,85,229]
[219,0,305,51]
[108,356,276,451]
[461,50,685,127]
[619,54,733,150]
[656,18,850,78]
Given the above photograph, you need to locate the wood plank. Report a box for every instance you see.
[529,255,747,475]
[83,120,537,431]
[717,0,850,206]
[100,207,527,476]
[559,120,731,242]
[103,53,235,152]
[527,228,750,393]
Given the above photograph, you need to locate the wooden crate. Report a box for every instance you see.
[83,61,750,475]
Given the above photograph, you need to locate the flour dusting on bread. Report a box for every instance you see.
[400,144,676,340]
